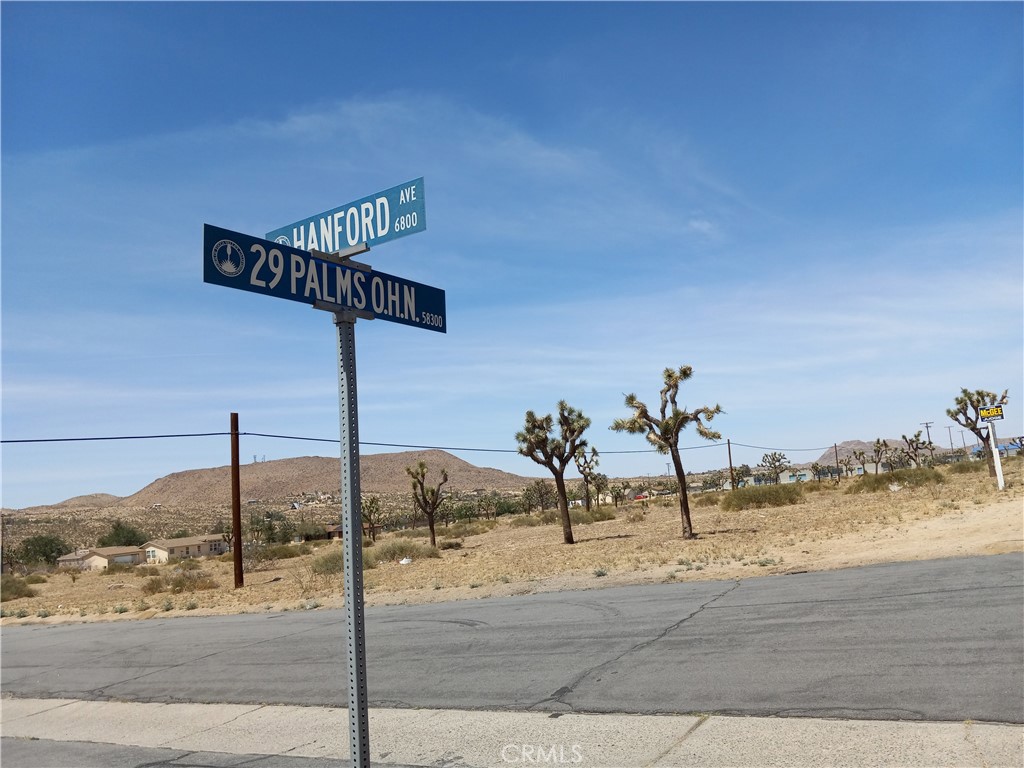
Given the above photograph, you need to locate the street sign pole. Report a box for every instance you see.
[333,308,370,767]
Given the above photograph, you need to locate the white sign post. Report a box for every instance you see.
[980,405,1005,491]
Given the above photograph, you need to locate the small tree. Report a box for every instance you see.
[947,388,1009,476]
[591,473,610,507]
[16,535,70,567]
[611,365,722,539]
[760,452,790,484]
[838,456,855,477]
[574,447,600,512]
[361,494,386,541]
[731,463,753,489]
[97,519,148,548]
[522,480,557,514]
[902,431,933,468]
[405,461,448,548]
[516,401,591,545]
[870,439,888,474]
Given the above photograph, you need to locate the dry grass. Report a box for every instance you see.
[2,460,1021,624]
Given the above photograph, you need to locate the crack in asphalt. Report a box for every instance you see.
[529,580,743,712]
[73,622,342,703]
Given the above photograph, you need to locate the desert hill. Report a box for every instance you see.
[114,450,533,509]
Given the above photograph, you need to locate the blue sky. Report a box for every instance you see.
[2,2,1021,509]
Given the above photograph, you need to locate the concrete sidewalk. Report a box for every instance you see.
[2,697,1021,767]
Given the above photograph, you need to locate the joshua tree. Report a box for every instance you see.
[611,365,722,539]
[870,439,888,474]
[405,461,448,548]
[361,494,385,542]
[902,431,933,468]
[760,452,790,484]
[574,447,600,512]
[947,388,1009,477]
[516,401,591,544]
[838,456,855,477]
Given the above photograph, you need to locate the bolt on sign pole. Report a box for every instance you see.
[231,413,243,588]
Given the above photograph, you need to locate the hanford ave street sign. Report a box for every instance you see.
[203,224,445,333]
[265,178,426,251]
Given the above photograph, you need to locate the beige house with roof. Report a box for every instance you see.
[82,547,144,570]
[143,535,228,563]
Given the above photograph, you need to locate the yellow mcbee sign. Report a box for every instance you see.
[979,404,1004,422]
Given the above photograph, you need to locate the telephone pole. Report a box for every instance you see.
[920,421,935,461]
[945,425,955,453]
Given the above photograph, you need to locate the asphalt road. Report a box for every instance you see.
[3,554,1022,723]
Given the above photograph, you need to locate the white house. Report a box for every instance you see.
[143,535,227,564]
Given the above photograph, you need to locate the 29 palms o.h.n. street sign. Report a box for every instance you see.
[203,223,445,332]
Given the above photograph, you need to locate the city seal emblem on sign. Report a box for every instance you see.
[211,239,245,277]
[275,235,291,246]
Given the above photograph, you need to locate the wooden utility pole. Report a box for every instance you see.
[231,412,243,588]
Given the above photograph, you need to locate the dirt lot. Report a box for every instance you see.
[3,462,1021,626]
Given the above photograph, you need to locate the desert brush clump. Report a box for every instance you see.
[509,515,543,528]
[693,492,723,508]
[720,484,804,511]
[1,575,37,602]
[947,461,985,475]
[569,507,616,525]
[442,520,497,538]
[845,467,944,494]
[369,539,441,565]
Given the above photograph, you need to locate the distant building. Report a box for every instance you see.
[83,547,144,570]
[143,535,228,564]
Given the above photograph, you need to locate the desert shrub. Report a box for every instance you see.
[569,507,616,525]
[24,574,48,584]
[136,566,160,577]
[310,549,346,575]
[538,508,558,525]
[367,540,440,566]
[170,558,202,571]
[101,563,133,576]
[947,460,985,475]
[217,552,234,562]
[693,493,722,508]
[443,520,497,538]
[720,484,804,511]
[141,576,167,595]
[626,509,645,523]
[168,571,218,593]
[262,543,301,560]
[845,467,945,494]
[392,527,430,539]
[509,515,543,527]
[438,539,463,550]
[1,575,37,602]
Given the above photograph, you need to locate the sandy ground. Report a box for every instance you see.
[3,464,1022,625]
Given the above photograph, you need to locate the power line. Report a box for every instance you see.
[729,442,832,452]
[1,430,722,455]
[0,432,229,444]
